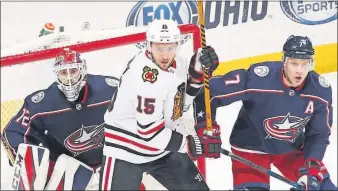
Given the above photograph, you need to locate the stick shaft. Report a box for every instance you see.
[198,0,212,134]
[221,149,301,188]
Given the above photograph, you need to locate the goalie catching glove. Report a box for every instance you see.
[187,121,222,160]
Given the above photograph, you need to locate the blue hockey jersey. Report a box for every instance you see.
[194,61,333,161]
[3,74,119,166]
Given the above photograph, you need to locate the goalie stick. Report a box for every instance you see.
[1,133,15,165]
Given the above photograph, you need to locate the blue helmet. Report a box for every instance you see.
[283,35,314,59]
[283,35,315,70]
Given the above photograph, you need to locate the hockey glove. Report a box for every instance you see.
[194,120,221,137]
[187,121,221,160]
[296,159,328,190]
[187,133,222,160]
[189,46,219,82]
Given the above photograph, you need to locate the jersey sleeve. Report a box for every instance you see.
[132,77,187,153]
[194,69,250,123]
[303,88,333,161]
[3,97,46,163]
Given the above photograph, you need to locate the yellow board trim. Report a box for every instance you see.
[213,43,337,76]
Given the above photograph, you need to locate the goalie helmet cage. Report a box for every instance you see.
[1,24,207,179]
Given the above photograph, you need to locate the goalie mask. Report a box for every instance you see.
[54,48,87,102]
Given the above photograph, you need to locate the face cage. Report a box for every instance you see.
[54,63,87,102]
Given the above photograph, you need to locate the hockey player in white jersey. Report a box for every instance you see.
[100,19,221,190]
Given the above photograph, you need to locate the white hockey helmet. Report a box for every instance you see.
[146,19,181,52]
[53,48,87,102]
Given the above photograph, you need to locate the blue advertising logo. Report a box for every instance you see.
[280,1,337,25]
[127,1,268,29]
[126,1,198,27]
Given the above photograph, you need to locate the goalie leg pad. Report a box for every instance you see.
[9,143,50,190]
[44,154,97,190]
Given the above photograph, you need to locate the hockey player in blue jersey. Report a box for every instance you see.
[193,35,337,190]
[2,48,119,190]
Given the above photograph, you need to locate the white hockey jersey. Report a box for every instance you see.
[103,51,197,164]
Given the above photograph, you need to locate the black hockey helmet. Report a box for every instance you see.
[283,35,314,60]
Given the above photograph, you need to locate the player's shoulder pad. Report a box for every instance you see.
[174,54,188,69]
[24,83,59,113]
[247,61,282,78]
[29,90,46,104]
[104,77,119,87]
[306,71,332,102]
[87,74,119,88]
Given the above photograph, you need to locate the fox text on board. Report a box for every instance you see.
[126,1,198,27]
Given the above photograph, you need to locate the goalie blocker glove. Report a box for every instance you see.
[187,121,222,160]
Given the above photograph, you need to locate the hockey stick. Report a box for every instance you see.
[197,0,213,136]
[1,133,15,165]
[221,148,301,189]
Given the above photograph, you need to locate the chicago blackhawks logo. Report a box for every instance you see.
[142,66,158,83]
[171,82,186,121]
[263,113,310,143]
[64,123,104,157]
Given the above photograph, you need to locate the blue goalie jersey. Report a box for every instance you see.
[3,74,119,166]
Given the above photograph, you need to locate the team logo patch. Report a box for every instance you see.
[319,75,330,88]
[171,82,186,121]
[254,66,269,77]
[105,78,119,87]
[142,66,158,83]
[64,123,104,157]
[263,113,310,143]
[31,91,45,103]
